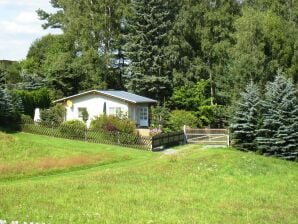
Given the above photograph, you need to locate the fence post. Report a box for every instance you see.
[117,131,120,144]
[51,121,54,137]
[227,129,230,147]
[183,125,188,143]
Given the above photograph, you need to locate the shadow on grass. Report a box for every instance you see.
[0,126,21,134]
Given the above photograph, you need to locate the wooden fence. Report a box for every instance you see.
[184,127,229,146]
[21,121,152,150]
[152,131,186,150]
[20,121,185,151]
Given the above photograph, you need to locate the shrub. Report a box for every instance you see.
[150,104,170,129]
[59,120,86,139]
[21,114,33,124]
[90,115,136,134]
[14,88,51,118]
[40,104,65,126]
[167,110,198,131]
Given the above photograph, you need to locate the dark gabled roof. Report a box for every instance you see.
[53,90,157,104]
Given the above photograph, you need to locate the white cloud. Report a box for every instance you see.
[0,0,51,9]
[0,20,42,34]
[0,1,62,60]
[15,11,39,23]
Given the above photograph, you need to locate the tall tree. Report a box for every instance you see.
[256,74,298,157]
[230,82,260,151]
[124,0,176,101]
[229,6,298,93]
[37,0,129,90]
[166,0,241,105]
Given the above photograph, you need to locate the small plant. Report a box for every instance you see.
[59,120,86,139]
[81,109,89,123]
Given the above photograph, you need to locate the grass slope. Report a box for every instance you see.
[0,132,297,223]
[0,132,154,180]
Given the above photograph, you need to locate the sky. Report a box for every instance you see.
[0,0,62,61]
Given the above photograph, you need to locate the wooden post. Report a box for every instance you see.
[183,125,188,143]
[227,129,230,147]
[117,131,120,144]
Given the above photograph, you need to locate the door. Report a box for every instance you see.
[139,107,149,127]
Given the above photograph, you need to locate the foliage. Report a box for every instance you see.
[59,120,86,139]
[0,86,23,129]
[40,104,65,126]
[170,80,224,127]
[37,1,129,91]
[0,61,22,88]
[256,74,298,158]
[14,88,51,118]
[123,0,176,101]
[90,115,136,134]
[21,114,34,124]
[81,109,89,123]
[230,82,261,151]
[150,104,170,129]
[9,0,298,130]
[228,6,298,101]
[167,0,241,105]
[167,110,198,131]
[170,80,210,111]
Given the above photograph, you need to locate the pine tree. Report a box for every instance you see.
[257,74,298,158]
[0,69,5,87]
[230,82,260,151]
[124,0,175,101]
[0,89,13,119]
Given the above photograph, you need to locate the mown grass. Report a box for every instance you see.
[0,132,154,180]
[0,132,297,223]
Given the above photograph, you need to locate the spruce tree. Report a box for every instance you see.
[257,74,298,158]
[124,0,175,101]
[230,82,260,151]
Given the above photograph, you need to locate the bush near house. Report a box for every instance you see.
[59,120,86,139]
[40,104,65,126]
[90,115,136,134]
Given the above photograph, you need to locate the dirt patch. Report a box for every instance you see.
[0,154,114,177]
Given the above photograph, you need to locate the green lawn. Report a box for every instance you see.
[0,132,297,223]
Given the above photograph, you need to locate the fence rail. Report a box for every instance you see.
[152,131,186,150]
[22,122,152,150]
[20,121,185,151]
[184,127,229,146]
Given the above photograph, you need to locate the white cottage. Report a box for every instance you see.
[53,90,157,128]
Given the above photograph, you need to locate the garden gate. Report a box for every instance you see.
[184,126,230,146]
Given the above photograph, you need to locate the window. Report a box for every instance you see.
[78,108,88,120]
[109,107,122,116]
[139,107,148,120]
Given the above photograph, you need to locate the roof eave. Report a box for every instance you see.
[53,90,157,104]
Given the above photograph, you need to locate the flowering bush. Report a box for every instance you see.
[90,115,136,134]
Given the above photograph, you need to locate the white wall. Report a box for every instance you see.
[62,93,151,127]
[64,94,130,126]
